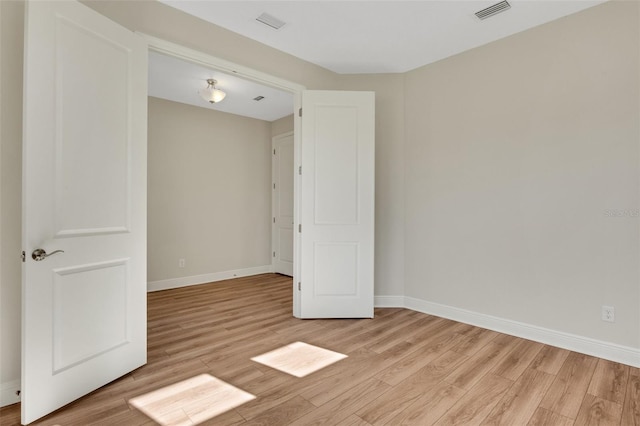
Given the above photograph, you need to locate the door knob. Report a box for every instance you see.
[32,248,64,261]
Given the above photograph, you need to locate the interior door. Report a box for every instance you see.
[21,1,147,423]
[272,132,294,276]
[298,91,375,318]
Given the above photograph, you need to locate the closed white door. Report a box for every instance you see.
[298,91,375,318]
[272,132,295,276]
[21,1,147,423]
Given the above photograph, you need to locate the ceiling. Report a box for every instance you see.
[150,0,605,120]
[148,51,294,122]
[159,0,606,74]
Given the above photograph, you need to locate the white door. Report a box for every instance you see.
[298,91,375,318]
[272,132,294,276]
[22,1,147,423]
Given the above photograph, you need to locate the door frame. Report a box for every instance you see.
[140,34,305,317]
[272,131,295,277]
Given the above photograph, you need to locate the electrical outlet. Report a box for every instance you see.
[601,305,615,322]
[178,258,186,268]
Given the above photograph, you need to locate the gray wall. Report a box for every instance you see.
[271,114,294,138]
[147,97,273,284]
[403,1,639,348]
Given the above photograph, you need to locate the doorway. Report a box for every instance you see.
[147,50,296,287]
[143,34,305,316]
[145,36,377,320]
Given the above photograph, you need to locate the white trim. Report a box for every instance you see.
[1,379,20,408]
[271,131,295,276]
[139,33,305,95]
[403,296,640,368]
[374,295,404,308]
[292,97,302,318]
[147,265,274,292]
[637,0,640,360]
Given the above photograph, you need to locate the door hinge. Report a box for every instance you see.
[273,251,276,257]
[298,282,301,291]
[298,224,302,233]
[21,251,25,262]
[273,148,276,155]
[273,183,276,189]
[273,217,276,223]
[298,166,302,175]
[298,108,302,117]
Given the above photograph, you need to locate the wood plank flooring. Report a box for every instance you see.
[1,273,638,425]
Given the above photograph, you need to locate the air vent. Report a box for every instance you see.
[253,96,265,101]
[256,13,286,30]
[475,1,511,20]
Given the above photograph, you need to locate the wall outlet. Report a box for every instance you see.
[601,305,615,322]
[178,258,186,268]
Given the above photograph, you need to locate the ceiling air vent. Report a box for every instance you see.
[253,96,265,101]
[256,13,286,30]
[475,1,511,20]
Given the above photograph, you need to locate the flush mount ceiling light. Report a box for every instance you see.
[199,79,226,104]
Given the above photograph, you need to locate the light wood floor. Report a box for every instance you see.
[2,273,639,425]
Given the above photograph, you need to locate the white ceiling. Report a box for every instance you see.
[159,0,606,74]
[150,0,605,119]
[148,51,294,122]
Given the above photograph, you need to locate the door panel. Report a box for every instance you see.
[52,260,128,373]
[314,106,359,224]
[299,91,375,318]
[22,1,147,423]
[273,132,294,276]
[54,16,131,236]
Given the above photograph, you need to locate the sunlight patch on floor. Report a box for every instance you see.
[129,374,255,425]
[251,341,348,378]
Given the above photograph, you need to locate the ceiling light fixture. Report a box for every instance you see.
[199,79,226,104]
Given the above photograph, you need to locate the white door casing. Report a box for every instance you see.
[22,1,147,423]
[298,91,375,319]
[272,132,295,276]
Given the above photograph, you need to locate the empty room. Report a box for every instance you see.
[1,0,639,425]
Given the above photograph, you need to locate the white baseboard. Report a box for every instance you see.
[404,296,640,368]
[1,379,20,408]
[374,295,404,308]
[147,265,274,292]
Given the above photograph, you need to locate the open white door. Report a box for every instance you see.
[22,1,147,423]
[298,91,375,318]
[272,132,295,276]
